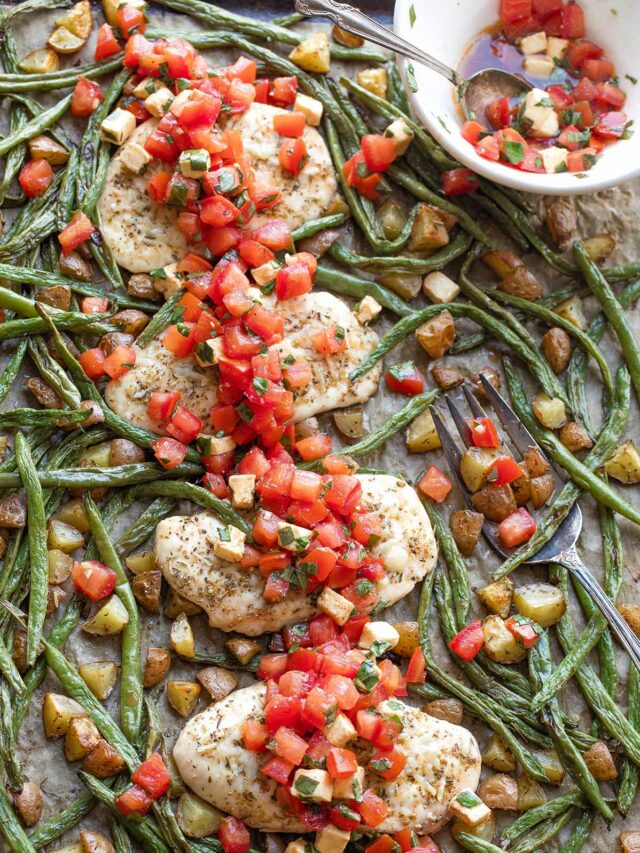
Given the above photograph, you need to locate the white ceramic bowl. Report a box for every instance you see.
[393,0,640,195]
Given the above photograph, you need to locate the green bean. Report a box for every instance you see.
[82,141,111,218]
[0,55,124,94]
[315,264,413,317]
[529,633,612,820]
[14,433,48,669]
[508,806,576,853]
[618,662,640,814]
[559,811,595,853]
[422,503,470,626]
[0,461,201,491]
[0,339,27,404]
[0,682,22,786]
[0,310,114,341]
[90,230,126,291]
[0,208,58,261]
[503,790,584,842]
[0,29,29,206]
[136,289,183,348]
[0,783,36,853]
[456,834,508,853]
[449,329,487,354]
[0,407,90,428]
[56,146,79,229]
[329,230,473,273]
[575,241,640,408]
[29,792,95,848]
[0,94,72,157]
[291,214,346,242]
[111,816,134,853]
[116,496,177,555]
[387,62,410,113]
[27,338,82,408]
[271,11,304,26]
[85,495,143,747]
[0,0,68,24]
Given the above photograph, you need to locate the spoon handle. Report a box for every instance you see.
[293,0,458,85]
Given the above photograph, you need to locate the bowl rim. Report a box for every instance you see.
[392,0,640,196]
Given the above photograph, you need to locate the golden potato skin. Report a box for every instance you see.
[391,621,420,658]
[14,782,43,827]
[477,774,518,810]
[143,647,172,688]
[196,667,238,703]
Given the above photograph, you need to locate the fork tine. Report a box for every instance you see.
[444,395,472,447]
[479,373,539,459]
[462,383,488,419]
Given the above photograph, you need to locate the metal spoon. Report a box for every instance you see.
[293,0,532,120]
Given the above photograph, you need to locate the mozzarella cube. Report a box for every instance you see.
[315,825,350,853]
[228,474,256,510]
[194,336,224,368]
[384,116,414,156]
[521,88,559,138]
[547,37,569,61]
[324,713,357,747]
[132,76,165,99]
[153,263,183,298]
[252,260,281,286]
[355,295,382,325]
[178,148,211,179]
[212,526,246,563]
[540,145,568,173]
[276,522,313,552]
[209,436,237,455]
[291,769,333,803]
[377,698,406,724]
[284,840,308,853]
[144,87,175,118]
[317,587,354,626]
[294,92,324,126]
[332,765,365,800]
[449,788,492,826]
[99,108,136,146]
[246,286,264,304]
[519,31,547,55]
[358,621,400,651]
[422,271,460,304]
[120,141,152,175]
[523,55,555,78]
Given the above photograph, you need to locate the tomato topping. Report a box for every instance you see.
[469,416,501,447]
[275,262,313,300]
[132,753,171,799]
[461,119,486,144]
[488,455,524,486]
[241,719,268,752]
[269,76,298,106]
[78,347,106,380]
[330,802,361,831]
[151,436,188,470]
[440,166,480,195]
[19,159,53,198]
[405,647,427,684]
[417,466,452,503]
[361,134,397,172]
[296,434,333,462]
[498,507,537,547]
[312,325,348,356]
[58,211,95,254]
[116,4,146,39]
[103,345,136,380]
[218,816,251,853]
[71,77,104,117]
[260,754,294,784]
[358,788,388,827]
[274,727,308,766]
[95,23,121,61]
[385,361,424,396]
[278,136,307,175]
[505,614,543,649]
[448,621,484,662]
[273,112,306,137]
[71,560,117,602]
[147,391,180,422]
[166,405,202,444]
[116,785,151,817]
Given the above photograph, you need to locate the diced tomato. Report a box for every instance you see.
[162,38,197,79]
[116,786,151,817]
[71,560,117,602]
[265,694,302,733]
[116,4,146,38]
[163,322,196,358]
[203,472,229,497]
[356,709,382,742]
[541,9,562,34]
[18,159,52,199]
[275,262,313,300]
[461,119,486,144]
[58,211,95,254]
[486,96,511,130]
[122,32,151,67]
[302,686,338,729]
[148,172,171,203]
[469,417,501,448]
[503,14,539,39]
[78,347,106,380]
[499,0,532,24]
[256,653,288,682]
[241,719,268,752]
[405,647,427,684]
[594,110,628,139]
[278,136,307,176]
[561,2,585,38]
[323,475,361,516]
[448,621,484,662]
[582,58,615,82]
[546,84,573,111]
[361,134,397,172]
[385,361,423,396]
[488,455,524,486]
[571,100,595,128]
[498,507,537,547]
[263,571,290,602]
[505,614,543,649]
[342,150,382,200]
[532,0,561,17]
[238,238,275,268]
[322,455,358,476]
[567,146,598,172]
[144,127,180,163]
[295,434,332,462]
[273,112,306,138]
[261,755,294,784]
[71,77,104,118]
[250,219,292,252]
[366,837,397,853]
[358,788,389,828]
[567,39,602,69]
[417,466,452,503]
[166,406,202,444]
[147,391,180,422]
[132,753,171,799]
[330,802,361,831]
[269,76,298,106]
[476,134,500,161]
[274,727,308,766]
[95,23,121,61]
[103,345,136,380]
[150,436,188,469]
[350,512,383,548]
[312,325,348,356]
[200,195,240,227]
[218,816,251,853]
[594,83,626,109]
[557,124,588,151]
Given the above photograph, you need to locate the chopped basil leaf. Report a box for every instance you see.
[218,527,231,542]
[406,63,418,93]
[294,776,319,798]
[502,140,525,165]
[252,376,268,396]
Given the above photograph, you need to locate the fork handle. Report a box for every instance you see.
[293,0,458,84]
[560,546,640,673]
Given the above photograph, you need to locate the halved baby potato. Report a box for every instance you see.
[82,596,130,636]
[460,447,502,492]
[47,27,86,54]
[406,409,441,453]
[19,47,59,74]
[482,615,526,664]
[177,792,223,838]
[43,693,87,739]
[167,681,201,717]
[513,583,566,628]
[55,1,93,40]
[78,660,119,700]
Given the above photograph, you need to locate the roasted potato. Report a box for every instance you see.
[379,271,422,300]
[524,446,550,478]
[460,447,502,492]
[78,661,119,701]
[47,585,68,616]
[56,1,92,39]
[476,577,514,619]
[264,835,287,853]
[80,831,116,853]
[450,509,484,556]
[604,440,640,484]
[128,273,159,301]
[143,647,172,688]
[499,266,543,301]
[517,775,547,811]
[470,366,501,402]
[29,134,69,165]
[289,32,330,74]
[132,570,162,613]
[332,24,364,48]
[164,587,202,618]
[391,621,419,658]
[408,204,450,252]
[377,198,405,241]
[406,409,441,453]
[177,792,223,838]
[48,519,84,553]
[43,693,87,738]
[432,364,465,391]
[511,466,532,506]
[82,739,126,779]
[482,615,526,664]
[620,832,640,853]
[14,781,42,827]
[482,735,516,772]
[47,27,86,54]
[356,67,387,99]
[37,284,72,310]
[559,422,593,452]
[532,393,568,429]
[59,251,93,281]
[65,715,101,762]
[109,438,145,466]
[541,327,571,373]
[80,400,105,426]
[583,740,617,782]
[52,498,91,534]
[82,596,130,636]
[333,408,364,439]
[618,604,640,637]
[477,774,518,810]
[25,377,62,409]
[534,749,565,786]
[0,492,26,528]
[482,251,523,279]
[196,667,238,703]
[471,484,517,523]
[513,583,565,628]
[170,613,196,659]
[19,47,59,73]
[555,295,587,330]
[423,698,464,725]
[530,473,555,509]
[545,200,576,250]
[582,233,616,265]
[12,628,28,674]
[125,550,157,575]
[167,681,202,717]
[112,309,149,336]
[225,637,261,665]
[450,813,496,844]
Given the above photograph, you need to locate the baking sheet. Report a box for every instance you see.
[2,1,640,851]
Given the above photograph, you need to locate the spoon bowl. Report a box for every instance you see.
[462,68,531,122]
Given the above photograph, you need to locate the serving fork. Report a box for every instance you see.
[428,373,640,671]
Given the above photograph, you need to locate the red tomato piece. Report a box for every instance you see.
[533,0,561,17]
[405,647,427,684]
[505,614,543,649]
[279,136,307,175]
[322,455,358,475]
[166,405,202,444]
[499,0,532,24]
[81,296,108,315]
[269,76,298,106]
[273,112,306,137]
[417,466,452,503]
[132,753,171,799]
[561,2,585,38]
[256,652,288,681]
[296,434,333,462]
[312,326,348,356]
[385,361,424,396]
[261,755,294,784]
[323,474,361,516]
[476,134,500,161]
[150,436,188,469]
[58,211,95,254]
[330,802,361,831]
[147,391,180,422]
[71,77,104,117]
[218,816,251,853]
[95,23,121,61]
[241,719,268,752]
[19,159,53,198]
[486,96,511,130]
[594,110,628,139]
[199,194,239,227]
[122,33,151,68]
[302,686,338,729]
[461,119,486,144]
[498,507,537,547]
[203,473,229,498]
[238,238,275,268]
[567,39,603,69]
[116,785,151,817]
[116,4,146,38]
[469,417,501,448]
[103,345,136,380]
[361,134,397,172]
[358,788,389,828]
[265,694,302,733]
[274,727,308,766]
[78,347,106,380]
[582,58,615,82]
[71,560,117,602]
[148,172,171,204]
[567,146,598,172]
[546,84,574,110]
[327,748,359,780]
[162,322,196,358]
[275,262,313,300]
[448,621,484,662]
[250,219,292,252]
[488,455,525,486]
[366,837,397,853]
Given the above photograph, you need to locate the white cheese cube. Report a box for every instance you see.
[246,286,264,304]
[332,765,365,800]
[547,37,569,61]
[422,271,460,304]
[523,55,555,78]
[377,698,406,724]
[358,621,400,651]
[132,76,165,99]
[178,148,211,179]
[212,526,246,563]
[252,260,280,286]
[276,522,313,552]
[228,474,256,510]
[291,769,333,803]
[284,841,308,853]
[540,145,568,173]
[324,713,357,747]
[315,825,350,853]
[355,295,382,325]
[152,263,183,298]
[536,110,560,139]
[208,436,237,455]
[294,92,324,127]
[144,87,175,118]
[193,336,224,368]
[317,587,354,626]
[120,141,152,175]
[522,88,559,138]
[99,108,136,146]
[449,788,492,826]
[384,116,414,156]
[519,31,547,55]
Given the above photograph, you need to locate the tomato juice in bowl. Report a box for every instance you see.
[393,0,640,194]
